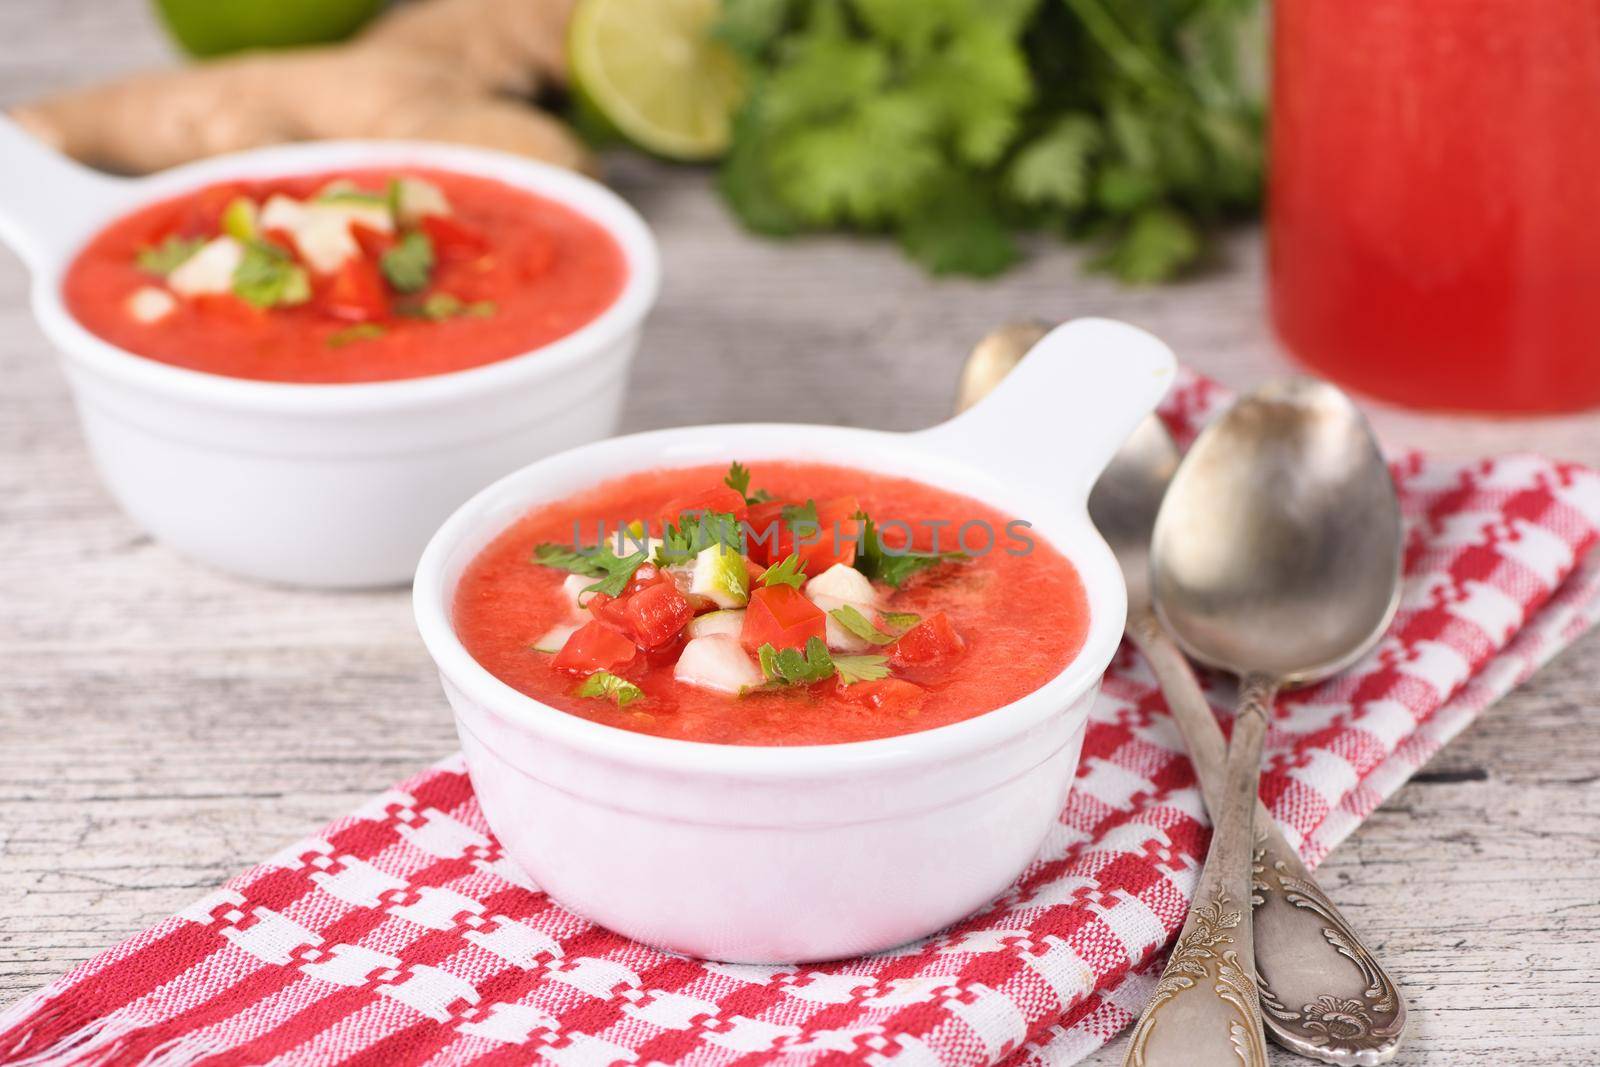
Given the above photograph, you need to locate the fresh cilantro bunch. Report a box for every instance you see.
[715,0,1263,282]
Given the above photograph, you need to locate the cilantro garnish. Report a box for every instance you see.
[379,231,435,293]
[881,611,922,633]
[833,654,891,685]
[136,236,205,277]
[828,605,896,645]
[724,461,772,505]
[398,292,496,321]
[658,509,743,565]
[532,542,648,598]
[757,638,834,686]
[232,240,311,309]
[759,553,806,589]
[576,670,644,707]
[854,513,967,589]
[327,323,387,348]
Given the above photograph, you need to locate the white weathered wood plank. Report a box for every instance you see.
[1,4,1598,1064]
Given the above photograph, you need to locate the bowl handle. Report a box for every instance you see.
[0,114,131,274]
[915,318,1177,507]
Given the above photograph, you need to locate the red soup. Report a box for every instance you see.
[454,461,1090,746]
[64,168,627,384]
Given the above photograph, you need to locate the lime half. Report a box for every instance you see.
[154,0,386,57]
[569,0,745,161]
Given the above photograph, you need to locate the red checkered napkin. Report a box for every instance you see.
[6,370,1600,1067]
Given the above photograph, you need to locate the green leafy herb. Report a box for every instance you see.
[136,236,206,277]
[327,323,387,348]
[232,240,311,309]
[757,637,835,685]
[833,653,891,685]
[318,187,388,207]
[576,670,645,707]
[658,509,743,565]
[714,0,1264,282]
[380,231,435,293]
[723,460,773,505]
[881,611,922,632]
[828,604,896,645]
[781,499,819,528]
[532,542,648,598]
[854,513,967,588]
[398,292,497,321]
[760,553,806,589]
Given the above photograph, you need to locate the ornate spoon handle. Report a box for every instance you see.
[1123,672,1274,1067]
[1130,612,1408,1065]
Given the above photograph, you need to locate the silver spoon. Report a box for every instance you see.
[959,326,1408,1066]
[1125,378,1405,1066]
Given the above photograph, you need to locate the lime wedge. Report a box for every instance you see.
[154,0,386,57]
[568,0,745,161]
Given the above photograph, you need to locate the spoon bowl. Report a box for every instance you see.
[1151,378,1403,684]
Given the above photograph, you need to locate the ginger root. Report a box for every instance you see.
[10,0,594,175]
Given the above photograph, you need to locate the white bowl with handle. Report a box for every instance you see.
[413,318,1176,963]
[0,118,659,588]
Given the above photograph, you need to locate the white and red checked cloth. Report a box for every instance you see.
[6,369,1600,1067]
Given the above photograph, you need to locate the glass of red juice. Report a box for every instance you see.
[1269,1,1600,413]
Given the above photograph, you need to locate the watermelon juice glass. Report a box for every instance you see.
[1270,0,1600,413]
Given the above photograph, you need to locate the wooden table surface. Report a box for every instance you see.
[2,3,1598,1064]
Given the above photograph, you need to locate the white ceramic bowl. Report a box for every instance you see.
[414,319,1176,962]
[0,119,659,588]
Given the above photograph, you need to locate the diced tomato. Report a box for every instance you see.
[746,495,861,571]
[552,620,638,676]
[261,227,299,252]
[889,612,966,682]
[421,215,491,260]
[320,257,388,322]
[741,584,826,653]
[836,678,926,716]
[625,581,695,649]
[585,591,630,633]
[351,223,396,259]
[659,485,750,528]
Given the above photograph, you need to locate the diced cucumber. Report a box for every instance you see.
[689,543,749,608]
[292,210,361,273]
[126,286,176,323]
[806,563,879,605]
[394,177,452,224]
[531,623,579,653]
[562,573,598,609]
[259,194,308,233]
[167,236,244,296]
[674,635,763,694]
[687,609,744,639]
[221,197,258,242]
[809,592,876,653]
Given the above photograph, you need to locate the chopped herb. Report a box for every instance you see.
[532,542,648,598]
[384,178,404,222]
[760,553,806,589]
[724,461,772,505]
[221,197,258,242]
[380,230,435,293]
[829,605,896,645]
[327,323,387,348]
[576,670,644,707]
[833,653,892,685]
[881,611,922,633]
[658,508,742,565]
[855,513,968,589]
[781,499,819,528]
[136,236,206,277]
[757,637,835,686]
[232,240,311,309]
[398,292,497,321]
[317,182,387,207]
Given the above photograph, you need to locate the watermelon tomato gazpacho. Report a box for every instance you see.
[64,168,627,383]
[453,461,1091,746]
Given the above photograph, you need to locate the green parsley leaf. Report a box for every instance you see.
[833,653,891,685]
[380,231,435,293]
[757,637,835,686]
[760,553,806,589]
[1007,114,1101,210]
[658,509,743,566]
[232,240,311,309]
[136,236,206,277]
[828,605,896,645]
[1091,206,1201,286]
[531,542,649,597]
[854,512,968,589]
[327,323,387,348]
[398,292,496,321]
[575,670,644,707]
[723,461,773,505]
[881,611,922,633]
